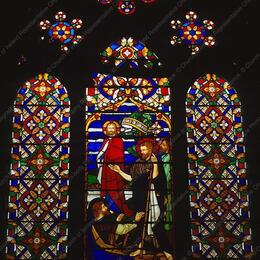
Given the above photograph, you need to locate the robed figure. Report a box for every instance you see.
[109,139,173,257]
[97,121,131,215]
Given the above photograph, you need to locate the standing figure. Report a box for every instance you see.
[109,139,172,257]
[97,121,131,215]
[159,138,173,231]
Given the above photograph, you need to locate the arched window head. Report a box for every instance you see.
[100,37,162,69]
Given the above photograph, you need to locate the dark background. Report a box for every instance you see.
[0,0,259,259]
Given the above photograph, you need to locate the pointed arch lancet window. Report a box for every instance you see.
[6,73,70,259]
[186,74,253,258]
[85,38,174,258]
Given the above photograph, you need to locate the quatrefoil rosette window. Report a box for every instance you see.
[97,0,156,15]
[40,11,83,52]
[171,11,215,55]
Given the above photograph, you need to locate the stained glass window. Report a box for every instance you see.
[186,74,253,258]
[100,37,162,69]
[6,73,70,259]
[97,0,156,15]
[40,11,83,52]
[170,11,215,55]
[85,38,174,258]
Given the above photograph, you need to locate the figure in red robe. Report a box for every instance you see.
[97,121,132,216]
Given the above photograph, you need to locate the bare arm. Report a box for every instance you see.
[108,164,132,182]
[151,153,159,179]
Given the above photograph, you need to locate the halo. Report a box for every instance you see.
[135,138,159,157]
[102,121,121,135]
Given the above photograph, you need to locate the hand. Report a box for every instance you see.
[150,153,158,163]
[108,164,121,173]
[164,196,168,205]
[134,212,145,222]
[116,213,125,222]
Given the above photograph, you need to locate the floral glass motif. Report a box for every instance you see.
[85,39,174,259]
[171,11,215,55]
[40,11,83,52]
[101,37,162,69]
[97,0,156,15]
[186,74,253,258]
[6,73,70,259]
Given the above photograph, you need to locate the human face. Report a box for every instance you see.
[100,203,109,215]
[140,145,152,160]
[106,123,117,137]
[160,140,169,154]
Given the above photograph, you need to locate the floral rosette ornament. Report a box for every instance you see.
[97,0,156,15]
[40,11,83,52]
[170,11,215,55]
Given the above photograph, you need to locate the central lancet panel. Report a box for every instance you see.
[85,37,174,259]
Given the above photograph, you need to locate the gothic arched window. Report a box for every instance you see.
[6,73,70,259]
[85,37,174,258]
[186,74,253,258]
